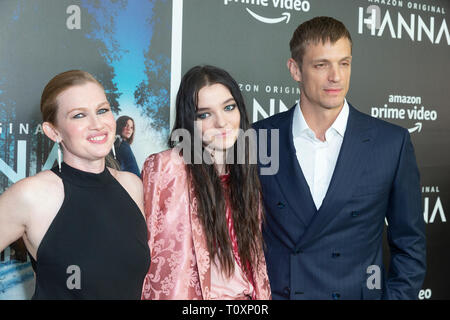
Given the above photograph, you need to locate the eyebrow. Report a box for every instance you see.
[66,101,110,114]
[312,56,352,63]
[197,98,236,111]
[97,101,110,108]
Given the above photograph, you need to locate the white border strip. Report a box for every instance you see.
[170,0,183,131]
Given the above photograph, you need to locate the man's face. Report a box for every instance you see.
[290,37,352,111]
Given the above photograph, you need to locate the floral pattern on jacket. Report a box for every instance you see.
[141,148,271,300]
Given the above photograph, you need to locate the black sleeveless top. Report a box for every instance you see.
[29,162,150,300]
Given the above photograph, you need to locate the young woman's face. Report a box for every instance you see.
[195,83,240,151]
[53,82,116,165]
[121,119,134,140]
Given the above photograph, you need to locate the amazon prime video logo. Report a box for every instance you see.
[224,0,311,24]
[370,94,438,134]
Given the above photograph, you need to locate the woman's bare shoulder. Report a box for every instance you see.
[0,170,63,226]
[5,170,62,202]
[108,168,141,185]
[107,168,144,214]
[108,168,143,197]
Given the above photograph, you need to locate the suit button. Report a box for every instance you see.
[277,202,285,209]
[332,292,341,300]
[296,249,303,254]
[351,211,359,217]
[283,287,291,296]
[332,252,340,258]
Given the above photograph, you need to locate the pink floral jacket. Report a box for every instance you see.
[141,149,271,300]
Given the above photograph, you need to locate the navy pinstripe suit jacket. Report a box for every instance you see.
[253,103,426,300]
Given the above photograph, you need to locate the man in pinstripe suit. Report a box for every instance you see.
[253,16,426,299]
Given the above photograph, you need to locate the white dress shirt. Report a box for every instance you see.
[292,100,349,210]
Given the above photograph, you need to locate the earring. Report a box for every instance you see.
[112,143,116,159]
[57,139,62,172]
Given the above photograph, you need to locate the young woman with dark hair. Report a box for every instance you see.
[141,65,271,300]
[114,115,141,177]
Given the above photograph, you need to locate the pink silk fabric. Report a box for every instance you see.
[209,254,254,300]
[140,148,271,300]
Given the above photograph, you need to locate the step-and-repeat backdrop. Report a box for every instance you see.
[1,0,448,299]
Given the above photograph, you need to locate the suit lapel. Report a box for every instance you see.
[269,105,317,227]
[297,105,374,248]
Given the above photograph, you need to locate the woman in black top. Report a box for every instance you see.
[0,70,150,299]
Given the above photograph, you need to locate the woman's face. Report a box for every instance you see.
[195,83,240,151]
[52,82,116,165]
[121,119,134,140]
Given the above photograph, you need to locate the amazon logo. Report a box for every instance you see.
[370,95,438,134]
[224,0,311,24]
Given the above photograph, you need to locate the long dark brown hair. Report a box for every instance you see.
[169,65,264,277]
[116,115,135,144]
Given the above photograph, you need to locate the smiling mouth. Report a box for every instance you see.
[88,134,107,143]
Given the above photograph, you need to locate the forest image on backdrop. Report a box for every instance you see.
[0,0,171,298]
[0,0,171,193]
